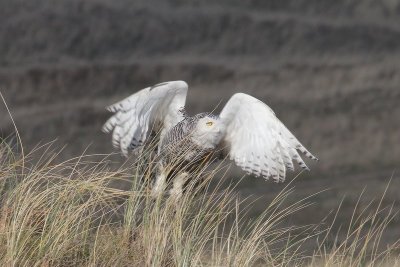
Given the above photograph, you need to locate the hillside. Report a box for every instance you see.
[1,0,399,244]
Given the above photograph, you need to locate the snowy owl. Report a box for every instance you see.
[102,81,317,200]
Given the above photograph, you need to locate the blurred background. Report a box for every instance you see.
[0,0,399,247]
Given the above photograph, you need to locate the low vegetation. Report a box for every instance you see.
[0,140,398,266]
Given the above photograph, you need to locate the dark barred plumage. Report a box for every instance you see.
[160,113,217,168]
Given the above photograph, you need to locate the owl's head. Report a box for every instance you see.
[191,115,224,149]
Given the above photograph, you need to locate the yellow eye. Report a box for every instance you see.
[206,121,213,127]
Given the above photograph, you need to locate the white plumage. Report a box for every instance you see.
[102,81,188,156]
[103,81,317,198]
[218,93,317,182]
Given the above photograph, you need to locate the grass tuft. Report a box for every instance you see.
[0,140,398,266]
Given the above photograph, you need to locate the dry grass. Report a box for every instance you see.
[0,139,399,267]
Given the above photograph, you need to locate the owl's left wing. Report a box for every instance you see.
[218,93,317,182]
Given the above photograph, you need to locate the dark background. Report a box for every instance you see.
[0,0,399,247]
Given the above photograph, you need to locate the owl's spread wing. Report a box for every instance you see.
[219,93,317,182]
[102,81,188,156]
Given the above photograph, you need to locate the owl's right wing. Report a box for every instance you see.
[102,81,188,156]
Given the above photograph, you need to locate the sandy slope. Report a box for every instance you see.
[1,0,399,243]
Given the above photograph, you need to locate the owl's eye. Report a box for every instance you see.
[206,121,214,127]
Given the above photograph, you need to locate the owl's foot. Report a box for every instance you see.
[169,172,189,203]
[151,169,167,199]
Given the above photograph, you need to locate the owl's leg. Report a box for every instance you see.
[151,163,168,199]
[169,172,189,203]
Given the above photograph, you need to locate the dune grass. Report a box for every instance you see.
[0,139,399,266]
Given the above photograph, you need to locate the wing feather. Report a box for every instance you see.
[219,93,317,182]
[102,81,188,156]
